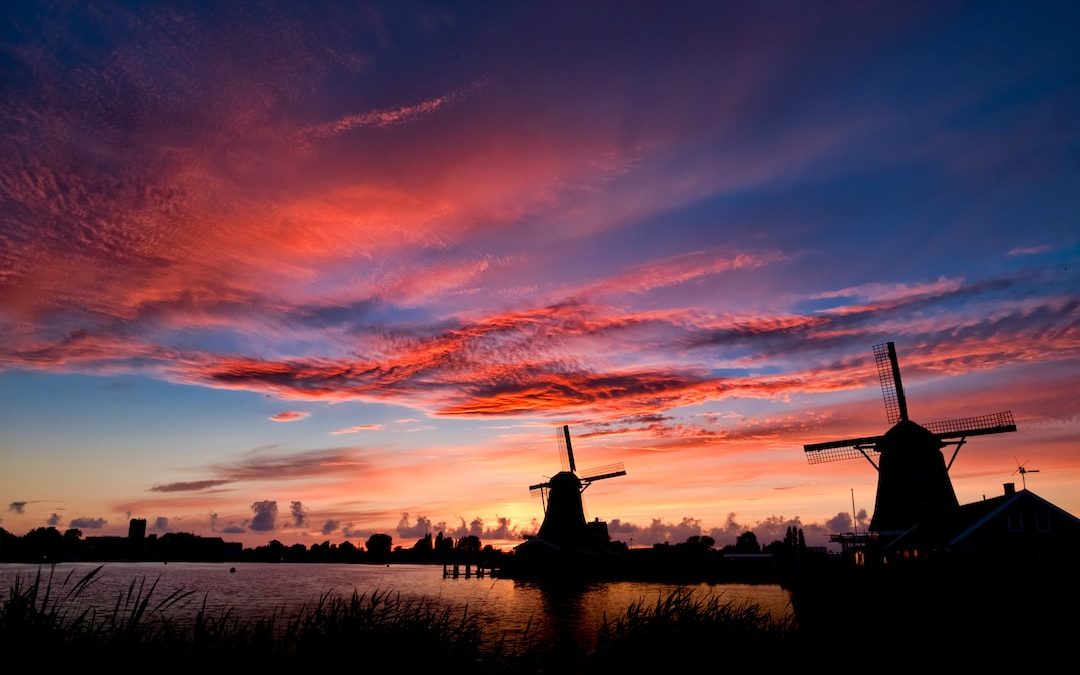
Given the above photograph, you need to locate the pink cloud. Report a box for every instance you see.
[303,82,484,139]
[268,411,310,423]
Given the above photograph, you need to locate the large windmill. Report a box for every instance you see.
[528,425,627,550]
[804,342,1017,537]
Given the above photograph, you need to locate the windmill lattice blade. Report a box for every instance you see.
[580,463,625,480]
[529,481,552,491]
[581,470,628,483]
[804,435,884,465]
[804,444,881,465]
[563,425,576,473]
[805,435,885,451]
[926,411,1016,439]
[873,343,903,424]
[557,428,570,472]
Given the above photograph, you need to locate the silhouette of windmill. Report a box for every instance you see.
[529,425,626,550]
[804,342,1017,536]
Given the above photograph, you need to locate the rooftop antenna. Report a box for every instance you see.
[851,488,858,537]
[1011,458,1039,490]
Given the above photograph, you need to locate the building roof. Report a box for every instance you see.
[950,489,1080,546]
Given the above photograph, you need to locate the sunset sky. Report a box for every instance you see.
[1,2,1077,549]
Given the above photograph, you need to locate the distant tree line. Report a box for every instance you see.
[0,525,812,579]
[0,526,505,565]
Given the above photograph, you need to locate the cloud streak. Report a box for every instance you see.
[268,411,310,423]
[150,480,232,493]
[331,424,383,435]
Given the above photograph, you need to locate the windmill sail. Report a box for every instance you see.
[874,342,908,423]
[925,411,1016,438]
[557,427,570,472]
[804,438,883,465]
[563,425,577,473]
[580,463,626,480]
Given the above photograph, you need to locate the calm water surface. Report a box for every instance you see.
[0,562,792,646]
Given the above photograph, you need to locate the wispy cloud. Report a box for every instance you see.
[331,424,383,435]
[303,83,482,139]
[1008,244,1055,256]
[576,249,785,298]
[145,448,370,498]
[150,480,232,493]
[268,411,310,423]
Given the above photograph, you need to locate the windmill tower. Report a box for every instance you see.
[529,425,627,550]
[804,342,1017,538]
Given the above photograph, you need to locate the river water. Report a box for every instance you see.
[0,562,791,647]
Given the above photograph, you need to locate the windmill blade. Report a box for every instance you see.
[581,469,628,484]
[804,435,883,465]
[873,342,908,424]
[926,411,1016,439]
[563,425,577,473]
[557,428,570,472]
[580,463,625,480]
[528,480,552,491]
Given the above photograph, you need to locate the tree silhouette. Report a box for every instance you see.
[413,533,433,555]
[366,533,392,559]
[435,531,453,551]
[734,530,760,553]
[456,535,481,554]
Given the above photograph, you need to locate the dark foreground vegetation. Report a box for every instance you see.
[0,567,798,672]
[6,563,1074,670]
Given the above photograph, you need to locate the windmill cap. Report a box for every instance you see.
[880,419,941,451]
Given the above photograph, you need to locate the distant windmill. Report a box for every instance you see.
[529,425,626,550]
[803,342,1017,536]
[1012,458,1040,490]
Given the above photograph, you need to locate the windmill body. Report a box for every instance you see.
[527,425,626,552]
[536,471,588,548]
[870,419,959,534]
[805,342,1016,541]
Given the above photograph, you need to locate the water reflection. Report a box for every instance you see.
[0,562,792,649]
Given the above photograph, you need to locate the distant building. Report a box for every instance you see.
[948,483,1080,564]
[128,518,147,542]
[835,483,1080,566]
